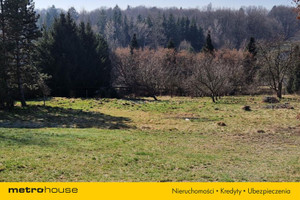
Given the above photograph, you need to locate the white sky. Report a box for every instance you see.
[34,0,294,11]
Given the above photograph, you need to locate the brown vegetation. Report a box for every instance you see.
[112,48,249,102]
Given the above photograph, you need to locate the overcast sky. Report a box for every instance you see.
[34,0,294,11]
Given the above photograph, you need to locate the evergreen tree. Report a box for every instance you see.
[77,22,111,96]
[130,33,138,54]
[97,9,107,35]
[247,37,257,57]
[68,7,79,21]
[165,14,178,46]
[287,45,300,93]
[188,19,205,52]
[203,31,214,54]
[137,14,143,23]
[44,13,80,96]
[292,63,300,92]
[178,17,186,42]
[44,5,59,29]
[146,16,153,27]
[0,0,12,108]
[243,37,258,85]
[167,39,175,49]
[4,0,42,107]
[121,15,130,47]
[113,5,122,25]
[39,13,111,97]
[96,35,111,88]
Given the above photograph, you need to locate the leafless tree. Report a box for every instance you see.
[112,48,169,100]
[188,49,246,102]
[189,53,228,102]
[257,40,297,98]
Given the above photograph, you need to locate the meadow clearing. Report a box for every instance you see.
[0,96,299,182]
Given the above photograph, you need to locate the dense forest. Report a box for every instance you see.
[36,4,300,50]
[1,0,300,109]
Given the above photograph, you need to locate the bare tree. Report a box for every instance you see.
[112,48,169,100]
[257,40,297,98]
[189,53,228,102]
[188,49,246,102]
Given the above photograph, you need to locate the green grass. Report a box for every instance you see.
[0,95,299,182]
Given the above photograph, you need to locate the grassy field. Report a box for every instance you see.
[0,96,299,182]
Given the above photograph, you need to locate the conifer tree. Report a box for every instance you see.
[0,0,12,108]
[247,37,257,57]
[165,14,178,46]
[287,45,300,93]
[43,13,80,96]
[97,9,107,35]
[130,33,138,54]
[167,39,175,49]
[203,31,214,54]
[121,15,130,47]
[244,37,258,85]
[4,0,42,107]
[188,19,205,52]
[38,13,111,97]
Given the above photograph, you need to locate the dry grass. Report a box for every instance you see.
[0,95,299,182]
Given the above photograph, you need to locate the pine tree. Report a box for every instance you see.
[43,13,80,96]
[96,35,111,88]
[130,33,138,54]
[44,5,59,29]
[202,31,214,54]
[188,19,205,52]
[0,0,12,108]
[165,14,178,46]
[68,7,79,21]
[243,37,258,85]
[4,0,42,107]
[77,22,111,96]
[247,37,257,57]
[39,13,111,97]
[113,5,122,25]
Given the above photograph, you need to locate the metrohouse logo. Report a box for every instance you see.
[8,187,78,194]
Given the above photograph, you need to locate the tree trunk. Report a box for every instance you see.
[211,95,216,103]
[277,82,283,99]
[152,95,158,101]
[16,42,26,107]
[43,95,46,107]
[17,68,26,107]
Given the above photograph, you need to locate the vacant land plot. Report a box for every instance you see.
[0,96,299,182]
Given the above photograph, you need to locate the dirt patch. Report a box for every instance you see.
[262,96,280,103]
[264,103,294,110]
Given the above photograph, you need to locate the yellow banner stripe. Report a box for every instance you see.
[0,182,299,200]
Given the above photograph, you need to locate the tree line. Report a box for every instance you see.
[0,1,300,109]
[37,5,300,50]
[0,0,111,109]
[113,37,300,102]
